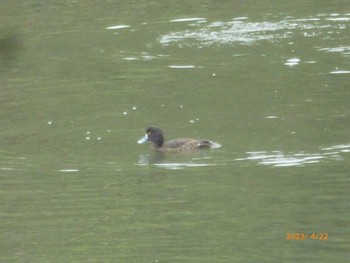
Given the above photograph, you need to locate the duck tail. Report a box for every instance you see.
[198,140,222,149]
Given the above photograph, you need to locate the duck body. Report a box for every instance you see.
[137,127,221,152]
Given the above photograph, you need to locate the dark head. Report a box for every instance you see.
[137,127,164,148]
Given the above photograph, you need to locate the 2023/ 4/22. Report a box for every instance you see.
[286,233,328,240]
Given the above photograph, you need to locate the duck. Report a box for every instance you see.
[137,127,221,152]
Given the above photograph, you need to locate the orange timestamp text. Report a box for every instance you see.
[286,233,328,240]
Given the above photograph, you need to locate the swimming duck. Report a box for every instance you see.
[137,127,221,152]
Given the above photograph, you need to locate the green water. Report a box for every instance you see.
[1,1,349,262]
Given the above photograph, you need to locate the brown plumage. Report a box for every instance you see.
[137,127,221,152]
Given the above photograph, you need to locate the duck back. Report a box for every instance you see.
[159,138,221,152]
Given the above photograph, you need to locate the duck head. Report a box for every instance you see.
[137,127,164,148]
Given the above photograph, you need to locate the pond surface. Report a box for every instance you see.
[1,1,349,262]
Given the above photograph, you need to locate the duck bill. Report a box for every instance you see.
[137,134,148,144]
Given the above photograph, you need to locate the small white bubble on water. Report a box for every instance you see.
[59,169,79,173]
[106,25,130,30]
[123,111,127,115]
[284,57,300,67]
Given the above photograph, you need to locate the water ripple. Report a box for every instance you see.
[137,153,216,170]
[236,143,350,167]
[160,14,349,47]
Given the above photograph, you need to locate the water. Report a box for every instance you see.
[1,1,349,262]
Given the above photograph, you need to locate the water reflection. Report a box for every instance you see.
[138,152,217,170]
[0,31,21,73]
[159,14,350,47]
[284,58,301,67]
[236,151,325,167]
[329,70,350,74]
[136,141,350,169]
[106,25,130,30]
[170,17,206,23]
[236,143,350,167]
[319,46,350,61]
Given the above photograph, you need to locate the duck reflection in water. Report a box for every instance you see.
[138,151,166,165]
[138,150,216,168]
